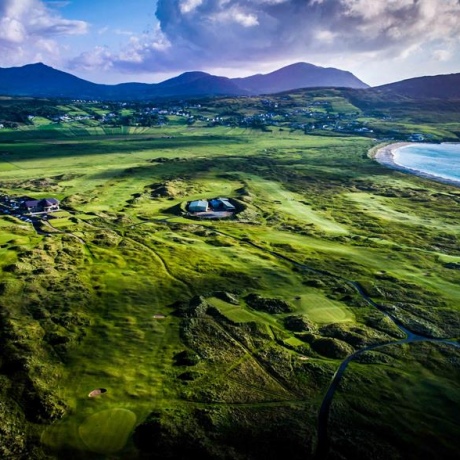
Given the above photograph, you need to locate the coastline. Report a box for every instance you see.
[371,142,460,188]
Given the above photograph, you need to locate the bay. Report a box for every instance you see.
[393,143,460,185]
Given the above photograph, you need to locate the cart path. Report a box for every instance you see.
[161,222,460,459]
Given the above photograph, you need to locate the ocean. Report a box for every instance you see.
[393,143,460,184]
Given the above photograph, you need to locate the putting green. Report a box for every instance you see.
[294,293,355,324]
[78,408,137,454]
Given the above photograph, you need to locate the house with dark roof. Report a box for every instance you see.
[210,197,235,211]
[218,198,235,211]
[21,198,60,214]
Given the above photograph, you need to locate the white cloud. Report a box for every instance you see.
[0,17,26,43]
[315,29,336,44]
[180,0,203,14]
[432,49,452,62]
[114,29,135,36]
[68,0,460,85]
[68,45,113,71]
[210,6,259,27]
[0,0,88,65]
[232,11,259,27]
[69,24,172,73]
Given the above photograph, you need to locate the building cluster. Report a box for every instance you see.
[188,197,236,213]
[21,198,60,214]
[0,194,60,217]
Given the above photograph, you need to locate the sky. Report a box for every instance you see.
[1,0,460,87]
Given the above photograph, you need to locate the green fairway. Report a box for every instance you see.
[344,191,460,231]
[243,175,349,235]
[208,297,262,323]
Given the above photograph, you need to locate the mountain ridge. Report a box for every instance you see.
[2,62,459,101]
[233,62,368,93]
[0,62,368,100]
[374,73,460,99]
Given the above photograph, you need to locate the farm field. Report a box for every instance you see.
[0,97,459,460]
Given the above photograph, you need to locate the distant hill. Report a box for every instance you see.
[108,72,245,99]
[0,62,369,101]
[374,73,460,99]
[155,72,245,97]
[0,63,105,99]
[232,62,369,93]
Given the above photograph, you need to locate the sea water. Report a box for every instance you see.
[393,143,460,184]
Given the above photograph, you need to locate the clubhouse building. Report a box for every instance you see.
[20,198,60,214]
[187,197,236,218]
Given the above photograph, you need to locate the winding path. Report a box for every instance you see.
[314,335,459,459]
[235,236,459,459]
[170,223,460,459]
[127,234,193,294]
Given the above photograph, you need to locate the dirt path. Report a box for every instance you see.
[39,219,86,244]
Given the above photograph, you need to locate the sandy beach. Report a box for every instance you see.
[371,142,460,188]
[371,142,411,168]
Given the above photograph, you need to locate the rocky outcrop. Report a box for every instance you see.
[245,294,294,314]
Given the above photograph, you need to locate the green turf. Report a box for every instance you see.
[294,293,355,323]
[78,408,137,454]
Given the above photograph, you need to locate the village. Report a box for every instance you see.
[0,95,432,143]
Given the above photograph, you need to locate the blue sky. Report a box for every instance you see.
[1,0,460,86]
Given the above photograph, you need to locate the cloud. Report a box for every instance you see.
[179,0,203,14]
[0,0,88,65]
[68,24,172,72]
[432,48,453,62]
[69,45,114,71]
[69,0,460,83]
[114,29,136,36]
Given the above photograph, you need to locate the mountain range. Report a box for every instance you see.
[0,62,459,101]
[0,62,368,100]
